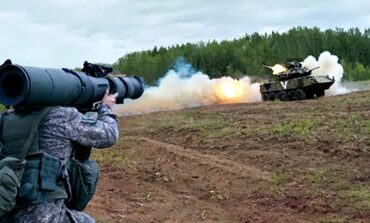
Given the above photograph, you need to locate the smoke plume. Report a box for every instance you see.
[116,60,261,115]
[302,51,349,95]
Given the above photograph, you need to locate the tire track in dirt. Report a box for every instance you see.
[128,136,271,181]
[90,137,313,223]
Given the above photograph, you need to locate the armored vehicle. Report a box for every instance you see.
[260,61,335,101]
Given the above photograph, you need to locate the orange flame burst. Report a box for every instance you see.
[213,77,247,104]
[270,64,287,75]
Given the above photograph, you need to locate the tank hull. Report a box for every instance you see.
[260,75,335,101]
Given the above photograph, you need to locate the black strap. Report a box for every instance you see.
[0,112,6,158]
[19,107,53,159]
[0,111,5,143]
[0,113,3,141]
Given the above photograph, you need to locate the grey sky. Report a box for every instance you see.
[0,0,369,68]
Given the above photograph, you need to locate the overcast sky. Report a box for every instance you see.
[0,0,369,68]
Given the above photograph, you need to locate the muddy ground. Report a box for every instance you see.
[87,91,370,223]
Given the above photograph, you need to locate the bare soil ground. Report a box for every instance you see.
[87,91,370,223]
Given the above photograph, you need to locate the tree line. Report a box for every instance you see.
[113,27,370,85]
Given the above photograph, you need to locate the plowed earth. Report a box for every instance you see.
[87,91,370,223]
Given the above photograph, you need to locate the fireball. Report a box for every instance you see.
[213,78,246,103]
[270,64,287,75]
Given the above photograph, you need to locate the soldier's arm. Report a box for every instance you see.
[66,105,119,148]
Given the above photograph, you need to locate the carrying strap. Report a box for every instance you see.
[0,112,3,138]
[0,113,2,151]
[0,112,6,159]
[18,107,53,159]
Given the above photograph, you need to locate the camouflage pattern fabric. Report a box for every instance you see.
[9,105,119,223]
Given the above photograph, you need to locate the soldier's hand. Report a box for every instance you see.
[102,90,119,108]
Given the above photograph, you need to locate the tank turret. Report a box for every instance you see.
[270,61,318,80]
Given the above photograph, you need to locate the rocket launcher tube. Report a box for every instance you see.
[0,60,144,110]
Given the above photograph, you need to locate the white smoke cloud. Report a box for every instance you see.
[115,61,261,115]
[302,51,349,95]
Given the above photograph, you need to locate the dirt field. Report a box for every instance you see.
[87,90,370,223]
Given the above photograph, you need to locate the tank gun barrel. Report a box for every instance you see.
[309,66,320,72]
[307,66,320,75]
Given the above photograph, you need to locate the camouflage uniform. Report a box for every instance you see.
[9,104,119,223]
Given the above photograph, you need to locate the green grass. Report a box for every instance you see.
[270,117,319,140]
[131,105,370,144]
[180,117,227,133]
[137,111,233,138]
[307,168,329,185]
[136,110,323,141]
[92,142,129,168]
[342,185,370,210]
[124,90,370,146]
[269,168,290,192]
[317,216,347,223]
[304,169,348,198]
[336,114,370,141]
[96,220,122,223]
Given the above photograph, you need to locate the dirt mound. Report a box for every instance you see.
[87,91,370,223]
